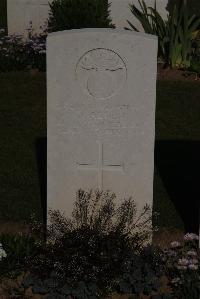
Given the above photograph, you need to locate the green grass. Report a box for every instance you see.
[0,72,199,230]
[156,81,200,140]
[0,72,46,222]
[154,81,200,230]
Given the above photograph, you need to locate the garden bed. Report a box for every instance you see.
[157,64,200,82]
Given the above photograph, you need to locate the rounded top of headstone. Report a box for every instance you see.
[47,28,158,41]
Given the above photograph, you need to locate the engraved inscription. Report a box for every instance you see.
[76,48,127,99]
[56,105,132,135]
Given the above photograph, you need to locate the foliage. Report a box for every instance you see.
[189,31,200,74]
[0,0,7,32]
[0,23,47,72]
[127,0,200,68]
[114,245,165,296]
[48,0,115,33]
[162,233,200,299]
[166,0,200,26]
[0,233,38,279]
[0,191,199,298]
[23,189,154,297]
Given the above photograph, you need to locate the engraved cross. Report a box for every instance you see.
[77,141,124,190]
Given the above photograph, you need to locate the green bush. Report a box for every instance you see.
[127,0,200,68]
[23,189,155,297]
[48,0,115,33]
[0,0,7,32]
[166,0,200,26]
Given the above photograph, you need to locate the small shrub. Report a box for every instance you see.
[24,189,154,297]
[114,245,165,296]
[48,0,115,33]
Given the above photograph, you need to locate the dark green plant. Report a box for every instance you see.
[0,0,7,32]
[48,0,115,33]
[0,233,38,279]
[24,189,153,297]
[114,245,165,296]
[127,0,200,68]
[189,32,200,75]
[166,0,200,27]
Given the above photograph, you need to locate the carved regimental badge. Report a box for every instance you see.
[76,48,127,99]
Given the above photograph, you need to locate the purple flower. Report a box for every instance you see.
[188,264,198,270]
[189,258,199,265]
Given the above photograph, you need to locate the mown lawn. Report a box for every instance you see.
[0,72,46,222]
[0,72,199,231]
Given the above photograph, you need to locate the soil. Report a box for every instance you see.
[157,63,200,82]
[0,222,30,235]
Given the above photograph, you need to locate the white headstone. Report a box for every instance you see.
[7,0,50,36]
[47,29,157,218]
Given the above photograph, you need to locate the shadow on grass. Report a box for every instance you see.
[155,140,200,234]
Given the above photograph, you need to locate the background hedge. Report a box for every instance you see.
[0,0,7,31]
[48,0,114,33]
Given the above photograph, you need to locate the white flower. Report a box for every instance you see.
[170,241,181,248]
[0,243,7,261]
[178,258,190,266]
[39,50,46,54]
[184,233,199,241]
[188,264,198,270]
[0,28,5,33]
[187,250,197,256]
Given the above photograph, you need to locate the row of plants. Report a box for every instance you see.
[0,23,47,72]
[0,0,200,73]
[127,0,200,72]
[0,190,199,299]
[0,0,113,72]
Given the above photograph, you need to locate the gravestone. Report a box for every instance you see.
[7,0,50,35]
[47,29,157,218]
